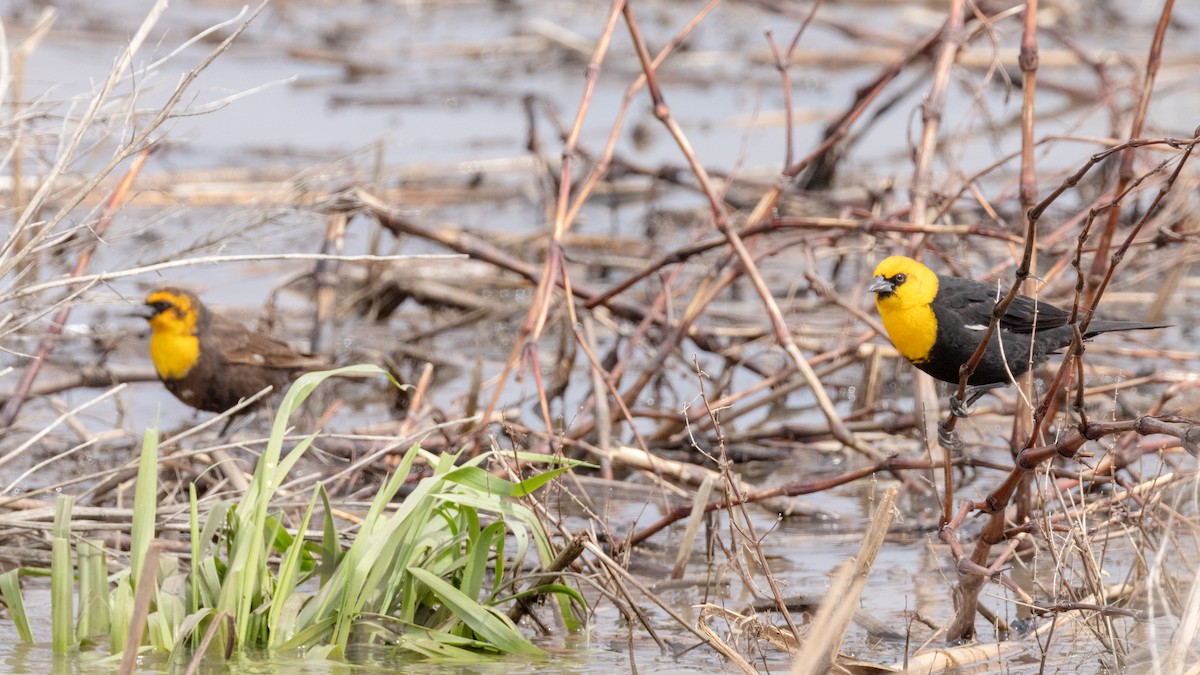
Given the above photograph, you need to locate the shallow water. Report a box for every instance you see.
[2,0,1200,672]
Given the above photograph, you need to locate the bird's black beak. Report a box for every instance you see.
[868,275,894,295]
[136,303,161,320]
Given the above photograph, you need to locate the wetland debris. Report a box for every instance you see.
[1,0,1199,671]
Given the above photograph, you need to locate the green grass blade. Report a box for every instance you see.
[272,430,320,485]
[406,567,540,656]
[296,444,426,641]
[395,632,494,660]
[268,489,320,647]
[496,583,587,612]
[167,608,218,664]
[281,615,336,651]
[193,559,223,613]
[0,570,32,642]
[220,365,393,648]
[189,484,199,618]
[51,495,75,654]
[193,499,229,562]
[490,519,506,604]
[129,428,160,586]
[76,538,110,640]
[317,486,339,585]
[336,478,439,642]
[360,443,425,532]
[150,562,185,651]
[441,464,577,497]
[461,521,504,603]
[109,576,133,654]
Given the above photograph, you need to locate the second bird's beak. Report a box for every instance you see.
[868,275,894,295]
[135,303,160,320]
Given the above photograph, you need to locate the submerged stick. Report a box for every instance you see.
[506,532,587,624]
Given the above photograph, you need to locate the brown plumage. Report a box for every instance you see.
[141,287,327,414]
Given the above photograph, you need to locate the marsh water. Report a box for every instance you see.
[3,0,1200,672]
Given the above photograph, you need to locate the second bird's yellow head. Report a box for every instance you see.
[141,288,204,380]
[868,256,939,309]
[142,288,202,336]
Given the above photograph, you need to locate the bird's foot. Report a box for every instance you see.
[948,385,995,418]
[938,419,965,453]
[948,395,971,418]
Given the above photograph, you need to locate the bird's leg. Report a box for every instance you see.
[948,384,1002,418]
[216,412,255,442]
[209,412,255,493]
[938,417,965,453]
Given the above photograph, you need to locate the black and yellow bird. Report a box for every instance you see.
[868,255,1165,390]
[140,288,328,415]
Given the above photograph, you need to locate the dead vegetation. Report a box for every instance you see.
[2,0,1200,672]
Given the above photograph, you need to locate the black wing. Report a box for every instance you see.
[935,274,1071,333]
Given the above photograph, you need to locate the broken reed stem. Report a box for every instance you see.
[672,474,715,580]
[581,317,613,481]
[791,486,897,675]
[310,212,348,354]
[1086,0,1176,293]
[903,0,964,521]
[1009,0,1043,527]
[908,0,962,232]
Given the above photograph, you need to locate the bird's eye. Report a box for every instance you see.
[892,273,907,285]
[151,301,173,313]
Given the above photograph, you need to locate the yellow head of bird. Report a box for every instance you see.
[142,288,201,336]
[868,256,939,310]
[142,288,203,380]
[868,256,940,363]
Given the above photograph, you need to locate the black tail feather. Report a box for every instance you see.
[1083,321,1169,339]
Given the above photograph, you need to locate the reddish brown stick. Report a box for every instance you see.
[0,145,156,430]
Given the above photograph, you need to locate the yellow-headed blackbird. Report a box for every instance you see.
[140,288,327,414]
[868,256,1165,388]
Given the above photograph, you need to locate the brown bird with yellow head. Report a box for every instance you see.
[141,288,328,415]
